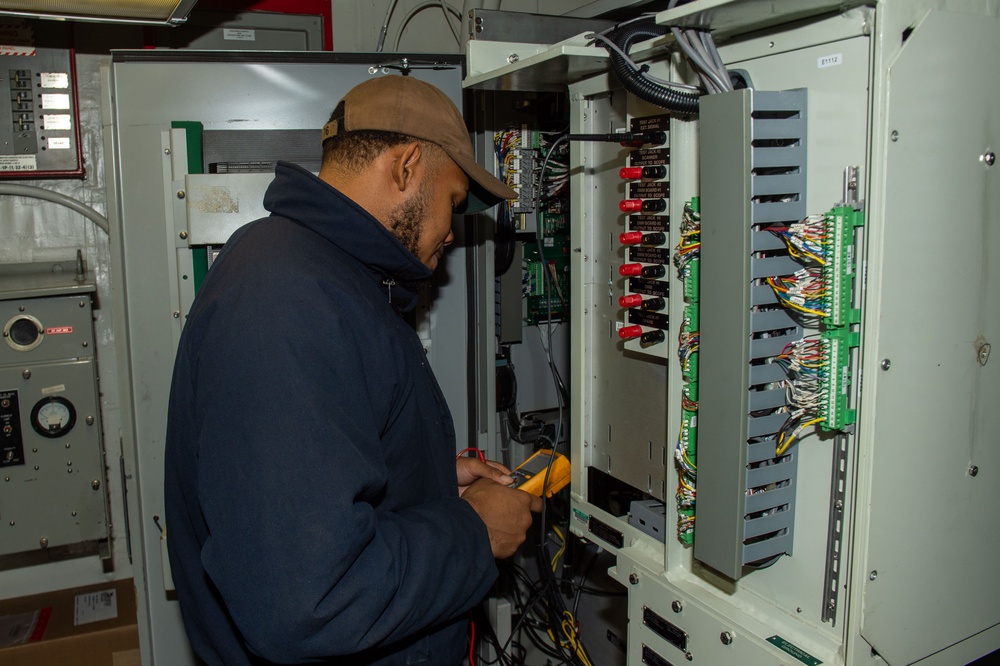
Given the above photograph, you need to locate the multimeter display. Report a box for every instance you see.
[510,449,570,498]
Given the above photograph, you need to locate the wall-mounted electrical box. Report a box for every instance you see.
[0,258,109,569]
[0,21,83,178]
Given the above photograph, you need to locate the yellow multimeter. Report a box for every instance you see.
[509,449,571,498]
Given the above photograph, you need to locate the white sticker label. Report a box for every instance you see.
[0,155,37,172]
[47,137,71,150]
[74,589,118,626]
[818,53,843,69]
[223,29,256,41]
[40,72,68,88]
[40,93,70,110]
[42,114,72,130]
[615,321,624,331]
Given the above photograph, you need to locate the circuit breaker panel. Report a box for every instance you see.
[0,21,83,178]
[466,1,1000,664]
[0,259,109,567]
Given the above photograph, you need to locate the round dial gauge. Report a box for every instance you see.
[30,396,77,438]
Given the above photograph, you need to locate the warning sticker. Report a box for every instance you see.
[0,24,35,56]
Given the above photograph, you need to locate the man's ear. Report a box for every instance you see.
[389,141,423,194]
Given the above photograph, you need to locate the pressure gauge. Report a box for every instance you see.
[30,396,77,438]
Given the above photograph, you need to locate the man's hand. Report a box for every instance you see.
[456,457,513,496]
[461,477,542,559]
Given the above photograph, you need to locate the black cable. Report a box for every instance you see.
[603,18,701,114]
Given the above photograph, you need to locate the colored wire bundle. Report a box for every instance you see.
[673,201,701,278]
[767,267,828,320]
[540,134,570,200]
[773,337,828,455]
[769,214,828,265]
[493,129,524,213]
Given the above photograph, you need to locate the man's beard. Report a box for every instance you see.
[385,184,428,259]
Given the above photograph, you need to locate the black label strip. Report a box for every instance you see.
[629,181,671,199]
[630,148,670,166]
[629,247,670,264]
[629,278,669,298]
[629,215,670,232]
[628,310,670,330]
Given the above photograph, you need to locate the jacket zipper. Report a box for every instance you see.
[382,277,396,304]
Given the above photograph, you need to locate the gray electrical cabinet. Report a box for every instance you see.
[102,51,489,664]
[0,259,109,567]
[465,1,1000,664]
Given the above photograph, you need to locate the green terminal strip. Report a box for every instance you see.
[675,197,700,544]
[819,326,860,432]
[823,206,864,327]
[818,204,863,431]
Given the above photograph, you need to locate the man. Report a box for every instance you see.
[164,75,542,665]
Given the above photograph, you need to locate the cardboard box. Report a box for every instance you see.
[0,578,140,666]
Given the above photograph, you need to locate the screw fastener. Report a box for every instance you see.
[721,631,734,645]
[629,573,639,585]
[869,570,878,581]
[880,358,891,371]
[984,152,995,166]
[969,466,979,477]
[671,600,683,613]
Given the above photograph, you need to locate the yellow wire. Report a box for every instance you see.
[550,525,566,572]
[775,416,824,455]
[560,611,593,666]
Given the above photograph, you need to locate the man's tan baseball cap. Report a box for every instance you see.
[322,75,516,214]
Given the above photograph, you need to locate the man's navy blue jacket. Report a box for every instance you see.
[164,162,497,665]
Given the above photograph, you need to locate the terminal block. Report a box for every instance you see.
[822,205,864,326]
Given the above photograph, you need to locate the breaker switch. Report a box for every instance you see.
[620,199,643,213]
[618,325,643,340]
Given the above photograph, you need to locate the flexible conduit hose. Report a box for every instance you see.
[605,19,700,114]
